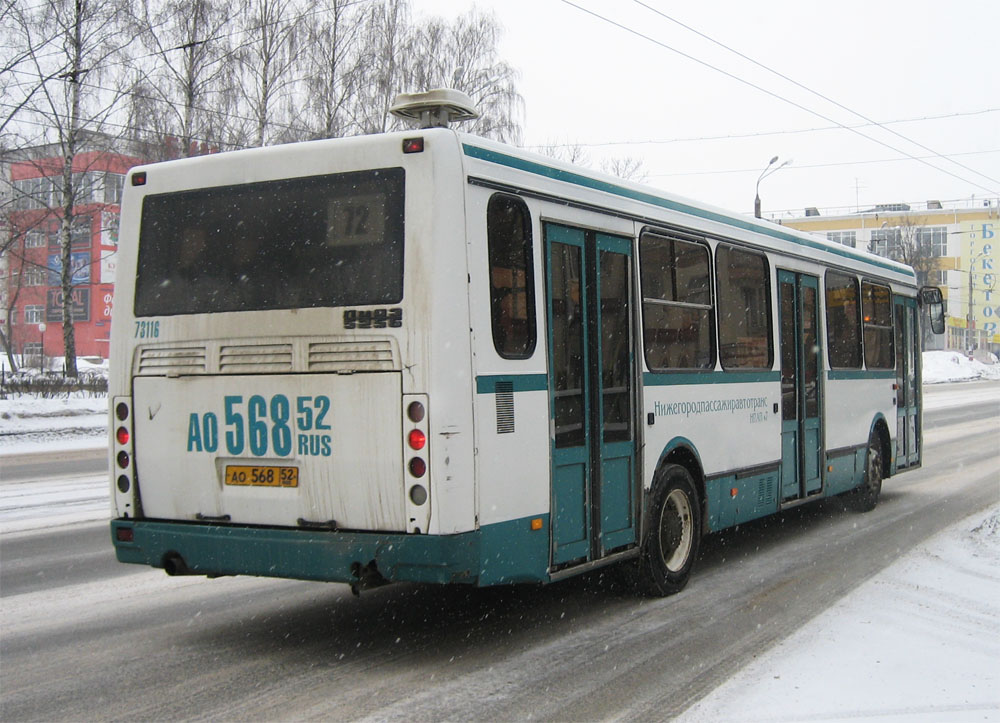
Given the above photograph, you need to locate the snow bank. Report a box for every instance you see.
[923,350,1000,384]
[680,505,1000,722]
[0,393,107,455]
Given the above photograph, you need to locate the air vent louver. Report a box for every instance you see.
[136,346,207,375]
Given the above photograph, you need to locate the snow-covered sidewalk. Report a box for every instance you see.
[680,505,1000,722]
[0,394,107,455]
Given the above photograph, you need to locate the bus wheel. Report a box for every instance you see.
[640,465,701,596]
[851,433,883,512]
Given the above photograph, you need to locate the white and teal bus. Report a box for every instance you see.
[110,90,944,595]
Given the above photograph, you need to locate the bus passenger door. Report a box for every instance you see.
[778,270,823,501]
[894,296,920,468]
[544,223,637,567]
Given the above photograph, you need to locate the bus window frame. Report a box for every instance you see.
[860,278,895,370]
[639,230,716,372]
[486,193,537,360]
[715,243,773,371]
[825,270,863,370]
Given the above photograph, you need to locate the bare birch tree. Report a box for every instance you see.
[6,0,135,376]
[127,0,238,160]
[349,0,411,135]
[536,141,591,166]
[236,0,310,147]
[601,156,647,182]
[299,0,364,139]
[406,9,522,143]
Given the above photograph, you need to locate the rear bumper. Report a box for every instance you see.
[111,519,480,585]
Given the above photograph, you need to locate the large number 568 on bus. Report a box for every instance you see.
[110,89,944,596]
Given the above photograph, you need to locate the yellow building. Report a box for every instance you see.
[780,200,999,354]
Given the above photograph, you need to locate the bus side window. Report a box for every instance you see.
[825,271,862,369]
[640,233,714,371]
[487,194,536,359]
[716,244,772,370]
[861,281,894,370]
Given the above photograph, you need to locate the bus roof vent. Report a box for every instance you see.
[389,88,479,129]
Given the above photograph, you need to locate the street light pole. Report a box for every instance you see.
[38,322,46,371]
[754,156,791,219]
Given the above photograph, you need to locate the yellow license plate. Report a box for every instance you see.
[225,465,298,488]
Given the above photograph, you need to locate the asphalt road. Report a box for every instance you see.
[0,447,108,483]
[1,384,997,721]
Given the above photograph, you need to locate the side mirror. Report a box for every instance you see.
[919,286,945,335]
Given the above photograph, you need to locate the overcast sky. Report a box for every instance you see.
[410,0,999,218]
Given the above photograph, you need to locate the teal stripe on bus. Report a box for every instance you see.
[643,371,781,386]
[462,143,916,280]
[475,373,548,394]
[828,370,896,381]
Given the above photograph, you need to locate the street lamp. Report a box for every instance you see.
[947,229,996,354]
[754,156,791,219]
[37,322,46,372]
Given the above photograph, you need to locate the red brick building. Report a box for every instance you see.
[3,142,142,365]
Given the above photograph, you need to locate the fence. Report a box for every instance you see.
[0,366,107,398]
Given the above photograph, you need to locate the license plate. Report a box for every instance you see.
[225,465,298,488]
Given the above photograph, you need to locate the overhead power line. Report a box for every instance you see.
[630,0,1000,189]
[558,0,999,196]
[646,148,1000,179]
[528,108,1000,150]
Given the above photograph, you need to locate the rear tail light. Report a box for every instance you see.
[408,429,426,450]
[112,397,136,518]
[407,401,425,423]
[408,457,426,477]
[403,394,430,532]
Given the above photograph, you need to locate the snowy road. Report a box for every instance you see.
[0,383,997,720]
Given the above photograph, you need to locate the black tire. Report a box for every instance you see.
[639,465,701,597]
[851,431,883,512]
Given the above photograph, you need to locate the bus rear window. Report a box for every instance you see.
[134,168,404,316]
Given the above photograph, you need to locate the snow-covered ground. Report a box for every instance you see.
[0,394,108,454]
[923,349,1000,384]
[680,505,1000,722]
[1,354,998,720]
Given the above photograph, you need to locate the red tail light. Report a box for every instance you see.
[408,457,426,478]
[408,429,426,450]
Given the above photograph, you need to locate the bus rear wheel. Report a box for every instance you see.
[851,433,883,512]
[640,465,701,596]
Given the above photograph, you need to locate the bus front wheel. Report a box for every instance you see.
[640,465,701,596]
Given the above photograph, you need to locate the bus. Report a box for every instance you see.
[109,89,944,596]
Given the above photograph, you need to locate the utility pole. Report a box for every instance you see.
[967,256,975,354]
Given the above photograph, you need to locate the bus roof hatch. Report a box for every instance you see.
[389,88,479,129]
